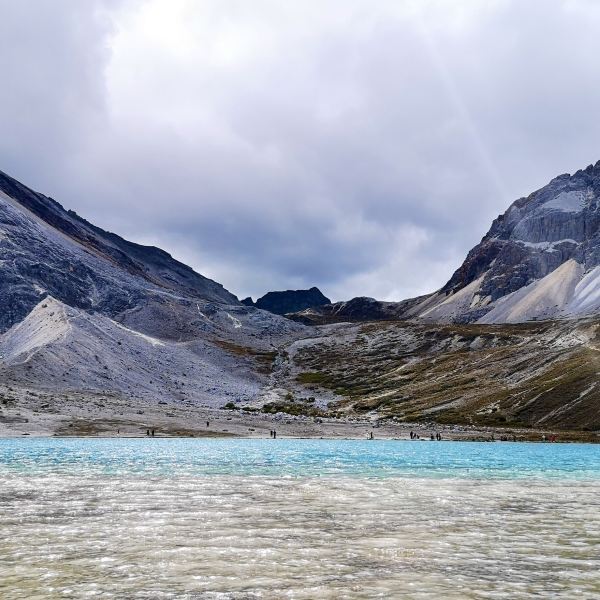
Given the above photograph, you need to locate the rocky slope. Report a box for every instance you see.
[0,169,237,333]
[0,297,267,406]
[0,168,306,432]
[242,287,331,315]
[293,161,600,325]
[277,317,600,431]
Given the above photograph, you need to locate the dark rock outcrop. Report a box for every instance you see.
[244,287,331,316]
[289,296,423,325]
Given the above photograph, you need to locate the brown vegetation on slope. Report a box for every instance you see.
[290,319,600,431]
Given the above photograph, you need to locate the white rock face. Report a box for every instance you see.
[419,275,486,322]
[541,190,586,213]
[478,260,584,323]
[0,297,70,360]
[568,266,600,314]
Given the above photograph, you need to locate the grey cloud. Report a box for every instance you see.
[1,0,600,302]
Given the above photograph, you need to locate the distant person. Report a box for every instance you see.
[430,434,434,441]
[206,421,210,428]
[151,429,155,437]
[273,430,277,439]
[146,429,150,436]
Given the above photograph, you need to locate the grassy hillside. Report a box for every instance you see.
[288,319,600,431]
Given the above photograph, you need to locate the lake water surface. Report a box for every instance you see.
[1,439,599,598]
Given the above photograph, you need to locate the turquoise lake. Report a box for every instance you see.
[1,439,599,598]
[1,437,600,478]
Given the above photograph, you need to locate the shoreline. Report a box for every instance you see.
[2,415,597,444]
[3,435,598,444]
[2,391,597,443]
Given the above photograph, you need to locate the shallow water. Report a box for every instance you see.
[1,439,599,599]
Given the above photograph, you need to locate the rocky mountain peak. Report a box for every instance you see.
[406,160,600,323]
[242,287,331,316]
[441,161,600,310]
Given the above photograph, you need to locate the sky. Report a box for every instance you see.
[1,0,600,302]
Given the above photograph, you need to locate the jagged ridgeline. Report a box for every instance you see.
[291,161,600,325]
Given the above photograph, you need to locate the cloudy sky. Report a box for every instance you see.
[1,0,600,302]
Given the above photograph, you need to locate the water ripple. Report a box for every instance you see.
[0,439,599,598]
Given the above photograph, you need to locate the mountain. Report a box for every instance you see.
[0,168,304,434]
[412,161,600,323]
[292,161,600,325]
[1,165,598,437]
[0,169,240,334]
[242,287,331,315]
[289,296,420,325]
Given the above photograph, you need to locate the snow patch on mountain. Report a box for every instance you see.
[112,322,165,346]
[541,190,586,213]
[516,239,579,252]
[226,313,242,329]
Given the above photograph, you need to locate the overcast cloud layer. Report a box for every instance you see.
[1,0,600,302]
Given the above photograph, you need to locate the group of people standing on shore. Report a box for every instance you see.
[409,431,442,441]
[269,430,277,438]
